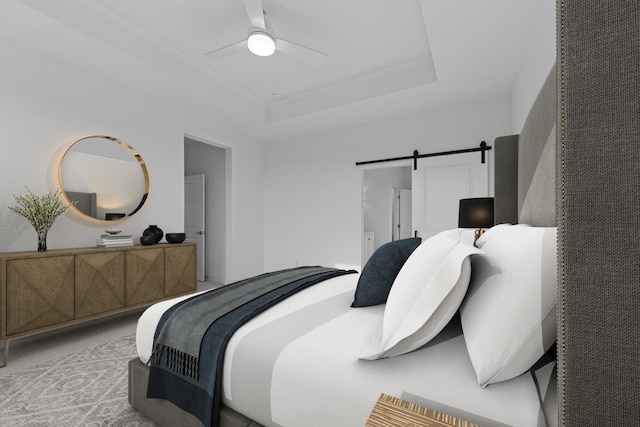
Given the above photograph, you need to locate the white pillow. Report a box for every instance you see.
[359,229,482,360]
[460,224,557,387]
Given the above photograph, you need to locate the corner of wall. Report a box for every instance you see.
[511,0,556,133]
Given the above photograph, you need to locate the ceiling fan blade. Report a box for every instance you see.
[204,39,247,60]
[275,38,327,66]
[242,0,266,30]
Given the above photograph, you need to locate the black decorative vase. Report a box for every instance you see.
[37,231,47,252]
[143,225,164,244]
[140,235,155,245]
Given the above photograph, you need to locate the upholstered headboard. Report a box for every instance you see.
[559,3,639,423]
[494,64,557,227]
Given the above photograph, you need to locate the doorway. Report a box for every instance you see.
[392,188,413,240]
[184,137,228,284]
[362,166,412,264]
[184,174,205,280]
[361,150,490,264]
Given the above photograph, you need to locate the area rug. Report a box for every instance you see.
[0,334,154,426]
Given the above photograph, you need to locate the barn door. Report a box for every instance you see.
[411,152,489,239]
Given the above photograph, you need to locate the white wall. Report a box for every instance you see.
[511,0,556,132]
[0,39,264,282]
[263,0,555,273]
[263,95,512,271]
[0,0,554,282]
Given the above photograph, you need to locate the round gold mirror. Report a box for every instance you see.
[58,135,150,221]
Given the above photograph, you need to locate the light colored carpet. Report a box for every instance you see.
[0,333,152,426]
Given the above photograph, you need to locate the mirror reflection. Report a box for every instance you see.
[58,135,149,220]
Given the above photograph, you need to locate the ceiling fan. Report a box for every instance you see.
[204,0,327,66]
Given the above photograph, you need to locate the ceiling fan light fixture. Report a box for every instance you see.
[247,29,276,56]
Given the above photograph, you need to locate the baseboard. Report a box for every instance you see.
[205,274,225,284]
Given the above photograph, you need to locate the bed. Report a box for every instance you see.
[128,64,558,427]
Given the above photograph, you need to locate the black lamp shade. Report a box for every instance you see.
[458,198,495,229]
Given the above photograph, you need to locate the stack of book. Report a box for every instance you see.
[96,233,134,248]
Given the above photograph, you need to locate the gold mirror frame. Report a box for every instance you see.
[58,135,150,221]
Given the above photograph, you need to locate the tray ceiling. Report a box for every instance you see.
[2,0,538,142]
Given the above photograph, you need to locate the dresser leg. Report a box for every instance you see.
[0,340,8,368]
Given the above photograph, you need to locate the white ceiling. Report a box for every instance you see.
[2,0,538,143]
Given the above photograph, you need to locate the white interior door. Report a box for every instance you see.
[391,188,412,240]
[399,189,412,239]
[412,153,489,239]
[185,174,205,281]
[392,187,400,241]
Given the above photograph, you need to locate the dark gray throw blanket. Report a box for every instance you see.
[146,266,356,427]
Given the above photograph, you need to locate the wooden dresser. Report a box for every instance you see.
[0,242,197,366]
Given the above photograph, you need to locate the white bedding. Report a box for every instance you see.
[137,273,556,427]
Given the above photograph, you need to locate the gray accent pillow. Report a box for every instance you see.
[351,237,421,307]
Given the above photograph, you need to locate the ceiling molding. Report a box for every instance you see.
[21,0,265,107]
[267,56,437,122]
[6,0,544,143]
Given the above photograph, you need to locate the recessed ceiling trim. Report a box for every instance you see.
[267,56,437,122]
[7,0,544,143]
[21,0,265,107]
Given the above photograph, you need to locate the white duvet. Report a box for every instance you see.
[137,273,556,427]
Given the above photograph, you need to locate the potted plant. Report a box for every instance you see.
[8,187,74,251]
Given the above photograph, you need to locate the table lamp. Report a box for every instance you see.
[458,197,495,241]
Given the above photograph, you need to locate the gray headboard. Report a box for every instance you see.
[494,64,557,227]
[559,2,639,423]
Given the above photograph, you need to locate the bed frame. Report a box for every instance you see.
[129,4,640,423]
[129,357,260,427]
[128,66,558,427]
